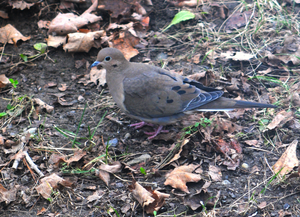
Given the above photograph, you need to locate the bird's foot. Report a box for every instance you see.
[143,125,169,140]
[129,122,169,139]
[129,121,154,129]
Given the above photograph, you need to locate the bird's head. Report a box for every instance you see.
[91,48,128,71]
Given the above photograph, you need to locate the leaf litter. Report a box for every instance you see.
[0,0,300,216]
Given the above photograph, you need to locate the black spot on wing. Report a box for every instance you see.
[172,86,181,91]
[167,99,174,103]
[177,90,186,95]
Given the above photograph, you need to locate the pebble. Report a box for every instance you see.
[106,138,118,147]
[228,191,236,198]
[124,133,131,140]
[156,53,168,61]
[78,95,85,103]
[222,180,231,185]
[241,163,249,170]
[283,203,290,210]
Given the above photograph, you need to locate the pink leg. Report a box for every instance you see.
[129,121,155,129]
[144,125,169,140]
[129,122,169,139]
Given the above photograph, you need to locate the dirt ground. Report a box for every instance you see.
[1,0,300,216]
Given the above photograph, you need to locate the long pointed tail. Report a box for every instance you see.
[196,97,277,111]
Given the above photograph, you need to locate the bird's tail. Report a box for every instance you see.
[195,97,277,111]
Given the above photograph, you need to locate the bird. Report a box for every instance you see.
[91,48,276,139]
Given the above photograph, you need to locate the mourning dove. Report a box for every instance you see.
[91,48,276,139]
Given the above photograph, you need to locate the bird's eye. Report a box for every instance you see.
[104,56,111,62]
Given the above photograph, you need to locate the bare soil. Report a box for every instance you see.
[1,0,300,217]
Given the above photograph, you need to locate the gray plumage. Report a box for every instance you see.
[92,48,276,126]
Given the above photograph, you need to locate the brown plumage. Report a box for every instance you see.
[91,48,276,139]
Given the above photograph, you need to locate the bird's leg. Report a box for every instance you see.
[143,125,169,140]
[129,121,155,129]
[129,122,169,139]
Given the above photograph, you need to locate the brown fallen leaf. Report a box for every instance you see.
[273,140,298,176]
[184,190,212,210]
[244,140,259,147]
[0,24,31,44]
[46,35,66,48]
[48,13,102,35]
[87,190,105,203]
[58,83,68,92]
[33,98,54,113]
[112,31,140,60]
[66,150,87,166]
[8,0,34,10]
[0,183,18,204]
[0,74,10,89]
[98,0,146,18]
[224,10,253,32]
[208,165,222,182]
[63,31,104,52]
[167,0,201,7]
[164,164,201,193]
[95,161,122,185]
[267,110,293,130]
[37,20,50,29]
[128,179,170,214]
[0,10,9,19]
[35,174,74,199]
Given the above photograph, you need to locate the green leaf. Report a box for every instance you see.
[6,104,13,110]
[19,54,28,62]
[0,112,7,118]
[34,43,47,54]
[162,10,195,32]
[140,167,147,175]
[9,78,18,88]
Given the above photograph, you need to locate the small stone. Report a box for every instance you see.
[241,163,249,170]
[106,138,118,147]
[124,133,131,140]
[222,180,231,185]
[283,203,290,210]
[78,95,85,103]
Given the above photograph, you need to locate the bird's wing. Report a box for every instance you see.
[122,65,223,119]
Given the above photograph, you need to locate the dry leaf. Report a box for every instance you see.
[0,74,10,89]
[224,11,253,32]
[58,83,68,92]
[33,98,54,113]
[46,35,66,48]
[87,190,105,202]
[0,24,30,44]
[273,140,298,176]
[0,183,17,204]
[36,174,73,199]
[244,140,259,147]
[128,179,169,214]
[37,20,50,29]
[96,162,122,185]
[208,165,222,181]
[8,0,34,10]
[0,10,9,19]
[267,110,293,130]
[98,0,145,18]
[184,191,211,210]
[66,150,86,166]
[164,164,201,193]
[63,31,104,52]
[112,31,140,60]
[48,13,102,35]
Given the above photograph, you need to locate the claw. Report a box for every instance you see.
[129,122,169,139]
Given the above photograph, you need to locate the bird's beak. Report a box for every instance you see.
[91,61,100,68]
